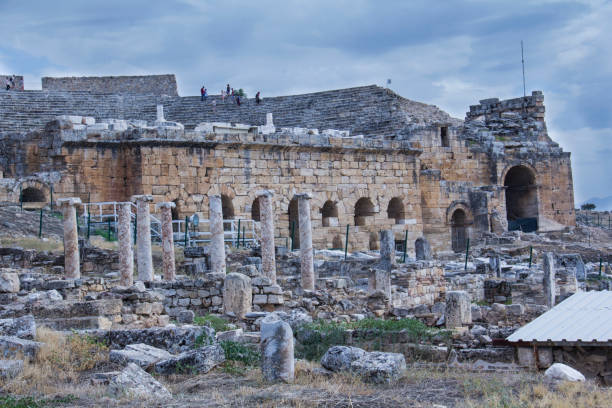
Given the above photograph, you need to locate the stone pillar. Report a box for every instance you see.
[57,197,81,279]
[543,252,556,308]
[379,230,396,271]
[368,268,391,299]
[257,190,276,283]
[131,195,154,282]
[261,316,294,383]
[156,202,176,281]
[445,291,472,329]
[296,193,314,291]
[415,237,432,261]
[209,194,226,274]
[118,202,134,286]
[490,256,501,278]
[223,273,252,318]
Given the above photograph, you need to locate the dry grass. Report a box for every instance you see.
[88,235,119,250]
[1,327,109,398]
[0,236,63,252]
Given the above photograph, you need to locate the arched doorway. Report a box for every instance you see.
[451,209,467,253]
[504,166,538,232]
[354,198,375,226]
[321,200,338,227]
[21,187,45,203]
[251,197,261,221]
[387,197,405,224]
[221,195,234,231]
[288,197,299,249]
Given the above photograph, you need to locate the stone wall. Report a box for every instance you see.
[41,75,178,96]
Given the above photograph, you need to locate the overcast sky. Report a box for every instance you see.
[0,0,610,205]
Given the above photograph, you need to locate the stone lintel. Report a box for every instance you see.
[56,197,82,207]
[131,194,154,203]
[294,192,312,200]
[256,190,274,198]
[155,201,176,210]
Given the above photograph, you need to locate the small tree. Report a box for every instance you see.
[581,203,596,211]
[236,88,247,98]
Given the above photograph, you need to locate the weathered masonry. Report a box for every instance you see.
[0,75,576,253]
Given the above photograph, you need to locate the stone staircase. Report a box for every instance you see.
[0,85,460,136]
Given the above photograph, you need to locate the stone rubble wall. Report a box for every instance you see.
[42,75,178,96]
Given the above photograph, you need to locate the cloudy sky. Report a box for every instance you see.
[0,0,610,205]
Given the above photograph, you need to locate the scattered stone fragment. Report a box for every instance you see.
[321,346,367,372]
[350,351,406,384]
[0,336,43,358]
[177,310,195,324]
[109,343,173,368]
[108,362,172,399]
[0,359,23,379]
[261,316,294,383]
[544,363,585,383]
[0,315,36,339]
[0,272,20,293]
[154,344,225,375]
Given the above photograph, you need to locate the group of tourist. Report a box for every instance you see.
[4,76,16,91]
[199,83,263,107]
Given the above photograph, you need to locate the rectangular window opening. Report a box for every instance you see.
[441,126,450,147]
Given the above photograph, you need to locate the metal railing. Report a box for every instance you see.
[576,210,612,230]
[79,201,259,247]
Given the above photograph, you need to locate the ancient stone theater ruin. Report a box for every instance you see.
[0,74,575,254]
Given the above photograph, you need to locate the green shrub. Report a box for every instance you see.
[194,314,232,332]
[0,395,76,408]
[220,340,260,366]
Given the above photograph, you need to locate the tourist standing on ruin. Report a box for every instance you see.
[236,95,241,106]
[221,89,226,103]
[212,99,217,112]
[231,88,235,102]
[226,83,231,95]
[200,86,205,101]
[4,77,10,91]
[256,91,261,105]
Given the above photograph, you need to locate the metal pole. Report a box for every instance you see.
[184,216,189,247]
[87,212,91,240]
[50,186,54,213]
[600,255,603,277]
[38,209,43,238]
[464,238,470,271]
[19,185,22,211]
[107,219,111,241]
[237,219,241,248]
[521,40,526,100]
[344,224,349,260]
[242,225,245,247]
[402,229,408,263]
[133,216,137,244]
[529,246,533,268]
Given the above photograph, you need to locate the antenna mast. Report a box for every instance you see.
[521,40,526,98]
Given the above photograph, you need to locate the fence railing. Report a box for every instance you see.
[576,211,612,229]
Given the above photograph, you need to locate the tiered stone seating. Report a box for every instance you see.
[0,85,459,136]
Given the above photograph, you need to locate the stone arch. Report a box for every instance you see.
[321,200,339,227]
[251,196,261,221]
[354,197,375,226]
[387,197,405,224]
[21,187,46,203]
[450,209,468,253]
[288,196,300,249]
[503,165,538,232]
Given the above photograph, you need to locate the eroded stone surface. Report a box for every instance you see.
[223,273,252,318]
[132,195,154,282]
[209,195,226,275]
[118,202,134,287]
[108,362,172,399]
[261,316,294,383]
[154,344,225,374]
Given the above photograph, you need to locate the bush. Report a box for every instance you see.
[581,203,596,210]
[220,341,260,366]
[194,314,232,332]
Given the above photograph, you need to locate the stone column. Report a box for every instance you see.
[445,291,472,329]
[57,197,81,279]
[209,194,226,274]
[118,202,134,286]
[257,190,276,283]
[490,256,501,278]
[131,195,154,282]
[368,268,391,299]
[296,193,314,291]
[223,273,252,318]
[543,252,556,308]
[379,230,396,271]
[156,202,176,281]
[415,237,432,261]
[261,316,294,383]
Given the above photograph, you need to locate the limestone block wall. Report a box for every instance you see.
[51,136,424,252]
[42,75,178,96]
